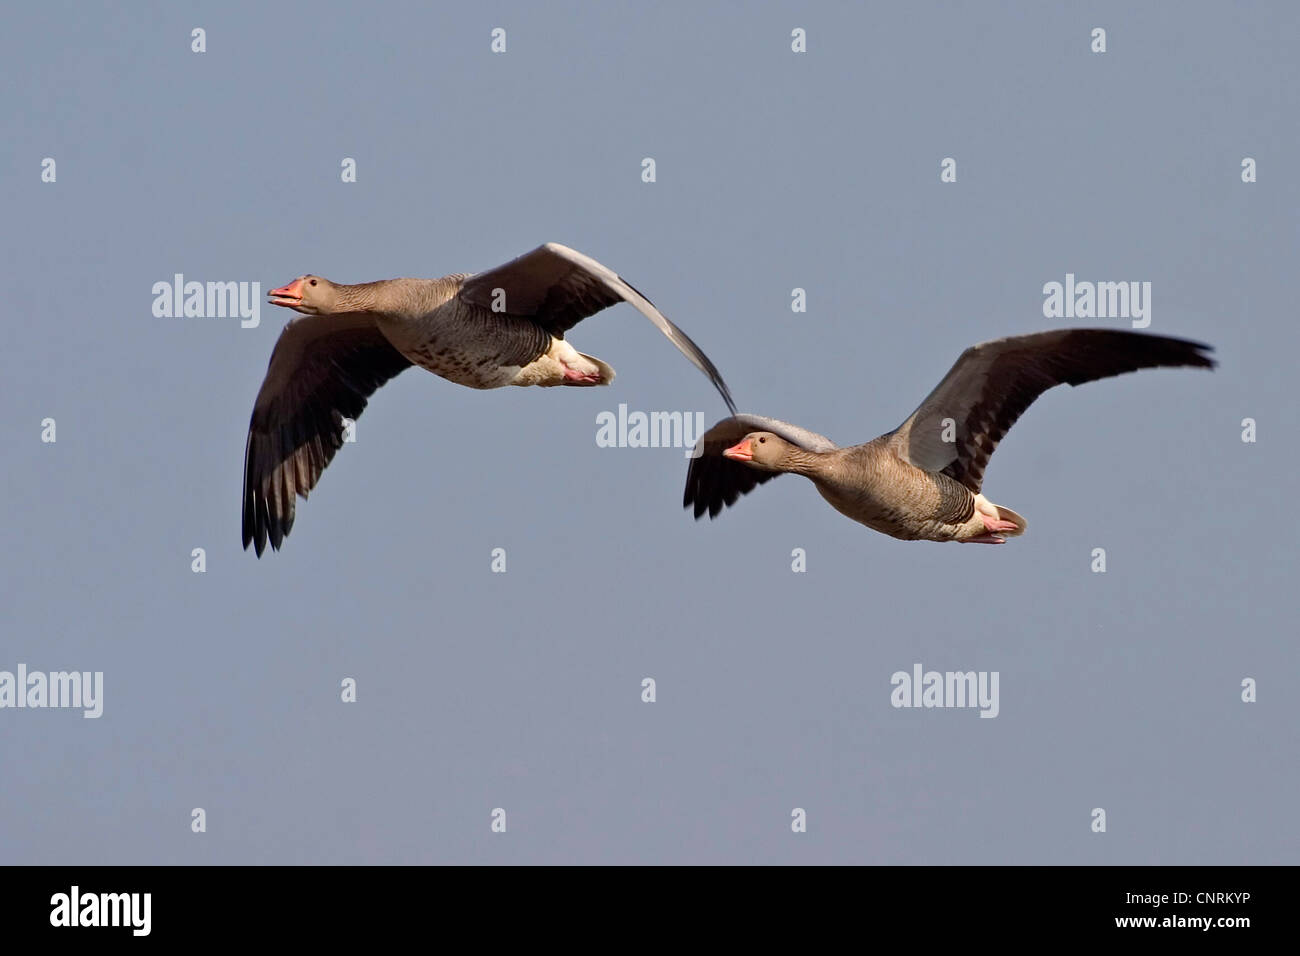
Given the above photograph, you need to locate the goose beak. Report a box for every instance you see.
[722,438,754,462]
[268,278,305,307]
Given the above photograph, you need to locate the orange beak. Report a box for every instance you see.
[722,438,754,462]
[268,278,305,307]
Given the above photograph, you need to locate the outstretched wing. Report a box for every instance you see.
[457,242,736,413]
[890,329,1215,492]
[242,313,412,556]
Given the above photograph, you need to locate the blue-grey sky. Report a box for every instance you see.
[2,1,1296,864]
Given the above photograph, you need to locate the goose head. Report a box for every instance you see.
[268,275,340,315]
[722,432,796,472]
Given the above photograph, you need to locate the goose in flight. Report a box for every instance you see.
[684,329,1214,543]
[243,242,736,556]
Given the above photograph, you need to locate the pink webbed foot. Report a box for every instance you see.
[562,366,603,384]
[979,512,1020,534]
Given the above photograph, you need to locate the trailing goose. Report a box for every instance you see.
[243,242,736,556]
[684,329,1214,543]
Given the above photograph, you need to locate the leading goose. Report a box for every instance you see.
[684,329,1215,543]
[244,242,736,556]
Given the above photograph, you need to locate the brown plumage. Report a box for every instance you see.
[244,242,736,556]
[683,329,1216,543]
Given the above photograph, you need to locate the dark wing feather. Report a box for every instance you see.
[242,313,412,556]
[890,329,1215,492]
[683,414,838,519]
[457,242,736,413]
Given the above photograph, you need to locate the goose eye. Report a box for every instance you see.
[309,279,318,287]
[758,437,766,443]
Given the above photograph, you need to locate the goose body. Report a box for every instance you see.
[347,275,612,390]
[684,329,1215,544]
[244,242,736,556]
[799,438,1017,542]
